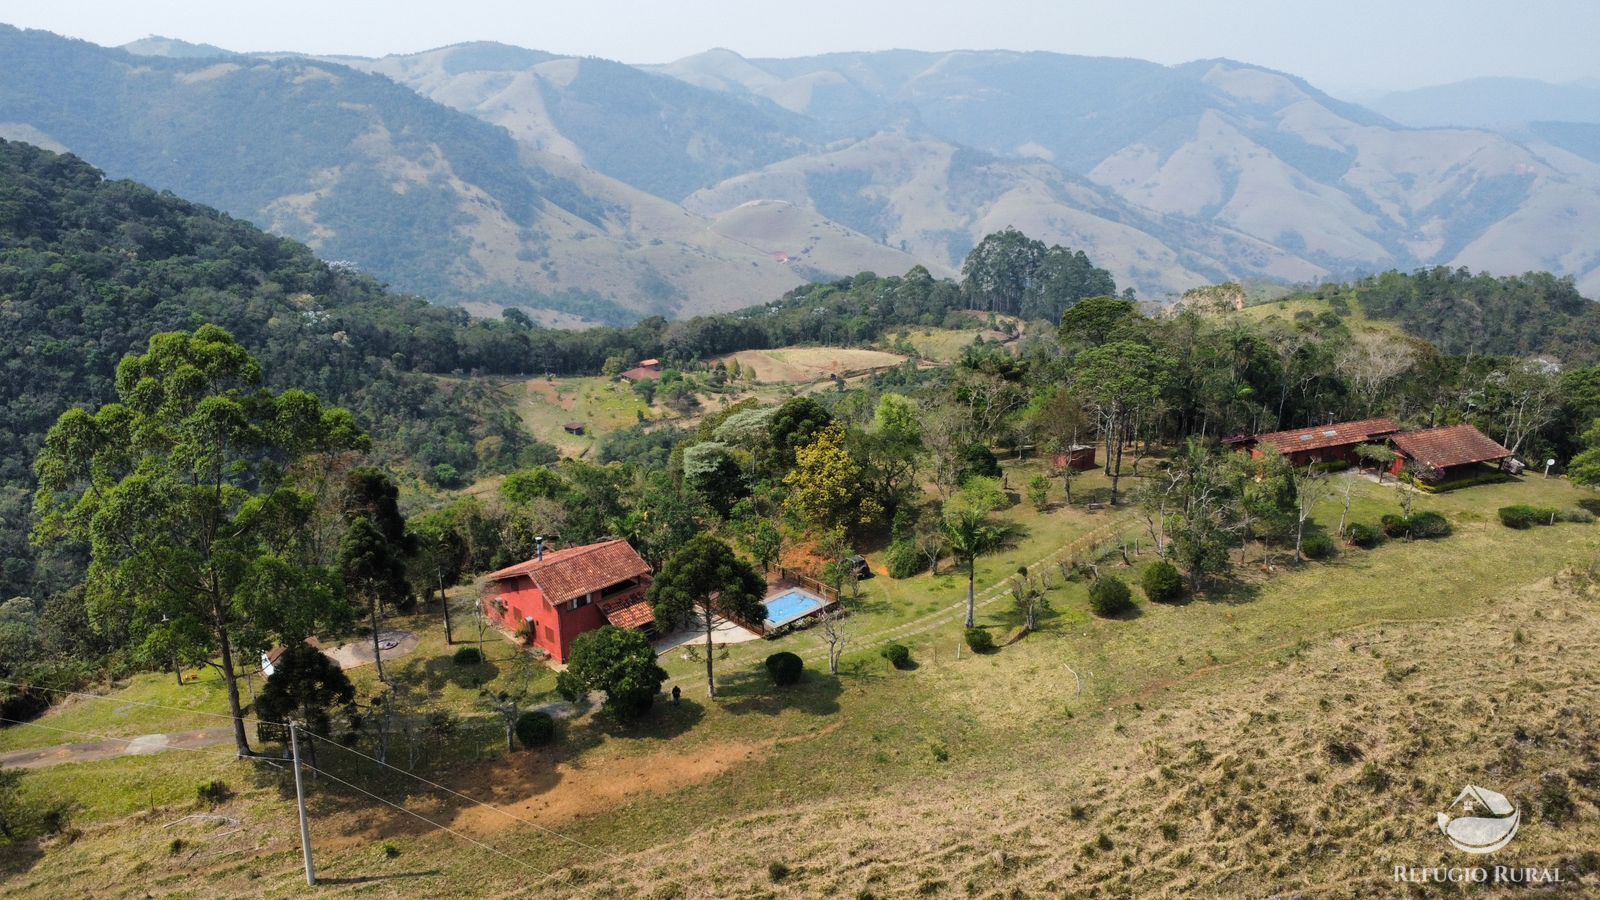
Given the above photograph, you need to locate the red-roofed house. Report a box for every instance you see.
[1225,417,1399,467]
[482,540,654,663]
[1388,424,1515,483]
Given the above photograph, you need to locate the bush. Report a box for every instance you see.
[1347,523,1382,548]
[884,540,923,579]
[1577,498,1600,517]
[196,780,232,805]
[1383,511,1451,538]
[1140,561,1184,603]
[1409,511,1450,537]
[452,646,483,666]
[1498,504,1552,529]
[1089,577,1134,617]
[964,627,996,653]
[764,651,804,686]
[768,861,791,883]
[1558,507,1596,523]
[514,711,555,748]
[1300,533,1337,560]
[881,643,912,669]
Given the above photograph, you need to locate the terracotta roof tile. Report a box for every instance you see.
[1391,425,1512,470]
[1253,417,1399,454]
[486,540,652,605]
[597,593,655,629]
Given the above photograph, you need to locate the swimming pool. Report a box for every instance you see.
[763,587,830,629]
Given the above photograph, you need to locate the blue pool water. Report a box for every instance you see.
[763,588,828,628]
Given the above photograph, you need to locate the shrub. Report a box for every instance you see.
[1383,511,1451,538]
[1300,533,1337,561]
[768,861,791,883]
[881,643,912,669]
[452,646,483,666]
[196,780,232,805]
[1089,576,1134,617]
[1140,561,1184,603]
[1346,523,1382,548]
[1411,511,1451,537]
[512,622,533,645]
[964,627,996,653]
[884,540,923,579]
[1558,507,1596,523]
[1498,504,1548,529]
[765,651,804,686]
[514,711,555,748]
[382,842,401,859]
[1577,498,1600,517]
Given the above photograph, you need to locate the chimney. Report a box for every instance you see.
[535,536,545,561]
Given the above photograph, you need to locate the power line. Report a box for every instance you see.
[0,676,694,895]
[300,761,580,892]
[302,729,617,862]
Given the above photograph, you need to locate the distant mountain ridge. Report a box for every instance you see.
[1369,77,1600,129]
[0,26,916,324]
[39,30,1600,315]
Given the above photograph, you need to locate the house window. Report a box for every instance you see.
[543,625,555,641]
[570,594,593,611]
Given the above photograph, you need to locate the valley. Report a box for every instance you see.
[2,13,1600,898]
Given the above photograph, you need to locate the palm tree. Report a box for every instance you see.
[944,506,1002,628]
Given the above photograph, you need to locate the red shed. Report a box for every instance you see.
[482,539,654,663]
[1051,444,1097,472]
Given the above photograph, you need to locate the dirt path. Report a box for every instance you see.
[0,726,236,769]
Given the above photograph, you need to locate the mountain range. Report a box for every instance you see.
[3,25,1599,322]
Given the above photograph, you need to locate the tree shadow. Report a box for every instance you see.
[713,668,844,717]
[0,838,44,878]
[1194,575,1264,606]
[414,655,500,693]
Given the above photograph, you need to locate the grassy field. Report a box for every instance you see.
[710,347,910,384]
[3,465,1598,896]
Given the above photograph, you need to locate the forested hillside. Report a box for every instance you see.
[0,140,551,601]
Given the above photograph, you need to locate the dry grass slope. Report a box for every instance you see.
[571,582,1600,898]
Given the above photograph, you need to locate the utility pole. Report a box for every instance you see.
[439,568,453,645]
[289,722,315,886]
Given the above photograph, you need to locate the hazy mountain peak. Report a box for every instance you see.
[119,35,234,59]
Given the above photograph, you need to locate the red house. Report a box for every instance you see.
[1388,425,1515,483]
[1226,417,1399,467]
[482,540,655,663]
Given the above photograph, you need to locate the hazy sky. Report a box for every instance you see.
[6,0,1598,94]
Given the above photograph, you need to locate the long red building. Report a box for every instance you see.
[482,539,655,663]
[1225,417,1399,467]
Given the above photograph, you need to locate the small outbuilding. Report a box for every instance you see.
[618,359,664,383]
[562,422,585,436]
[1388,424,1515,484]
[1051,444,1097,472]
